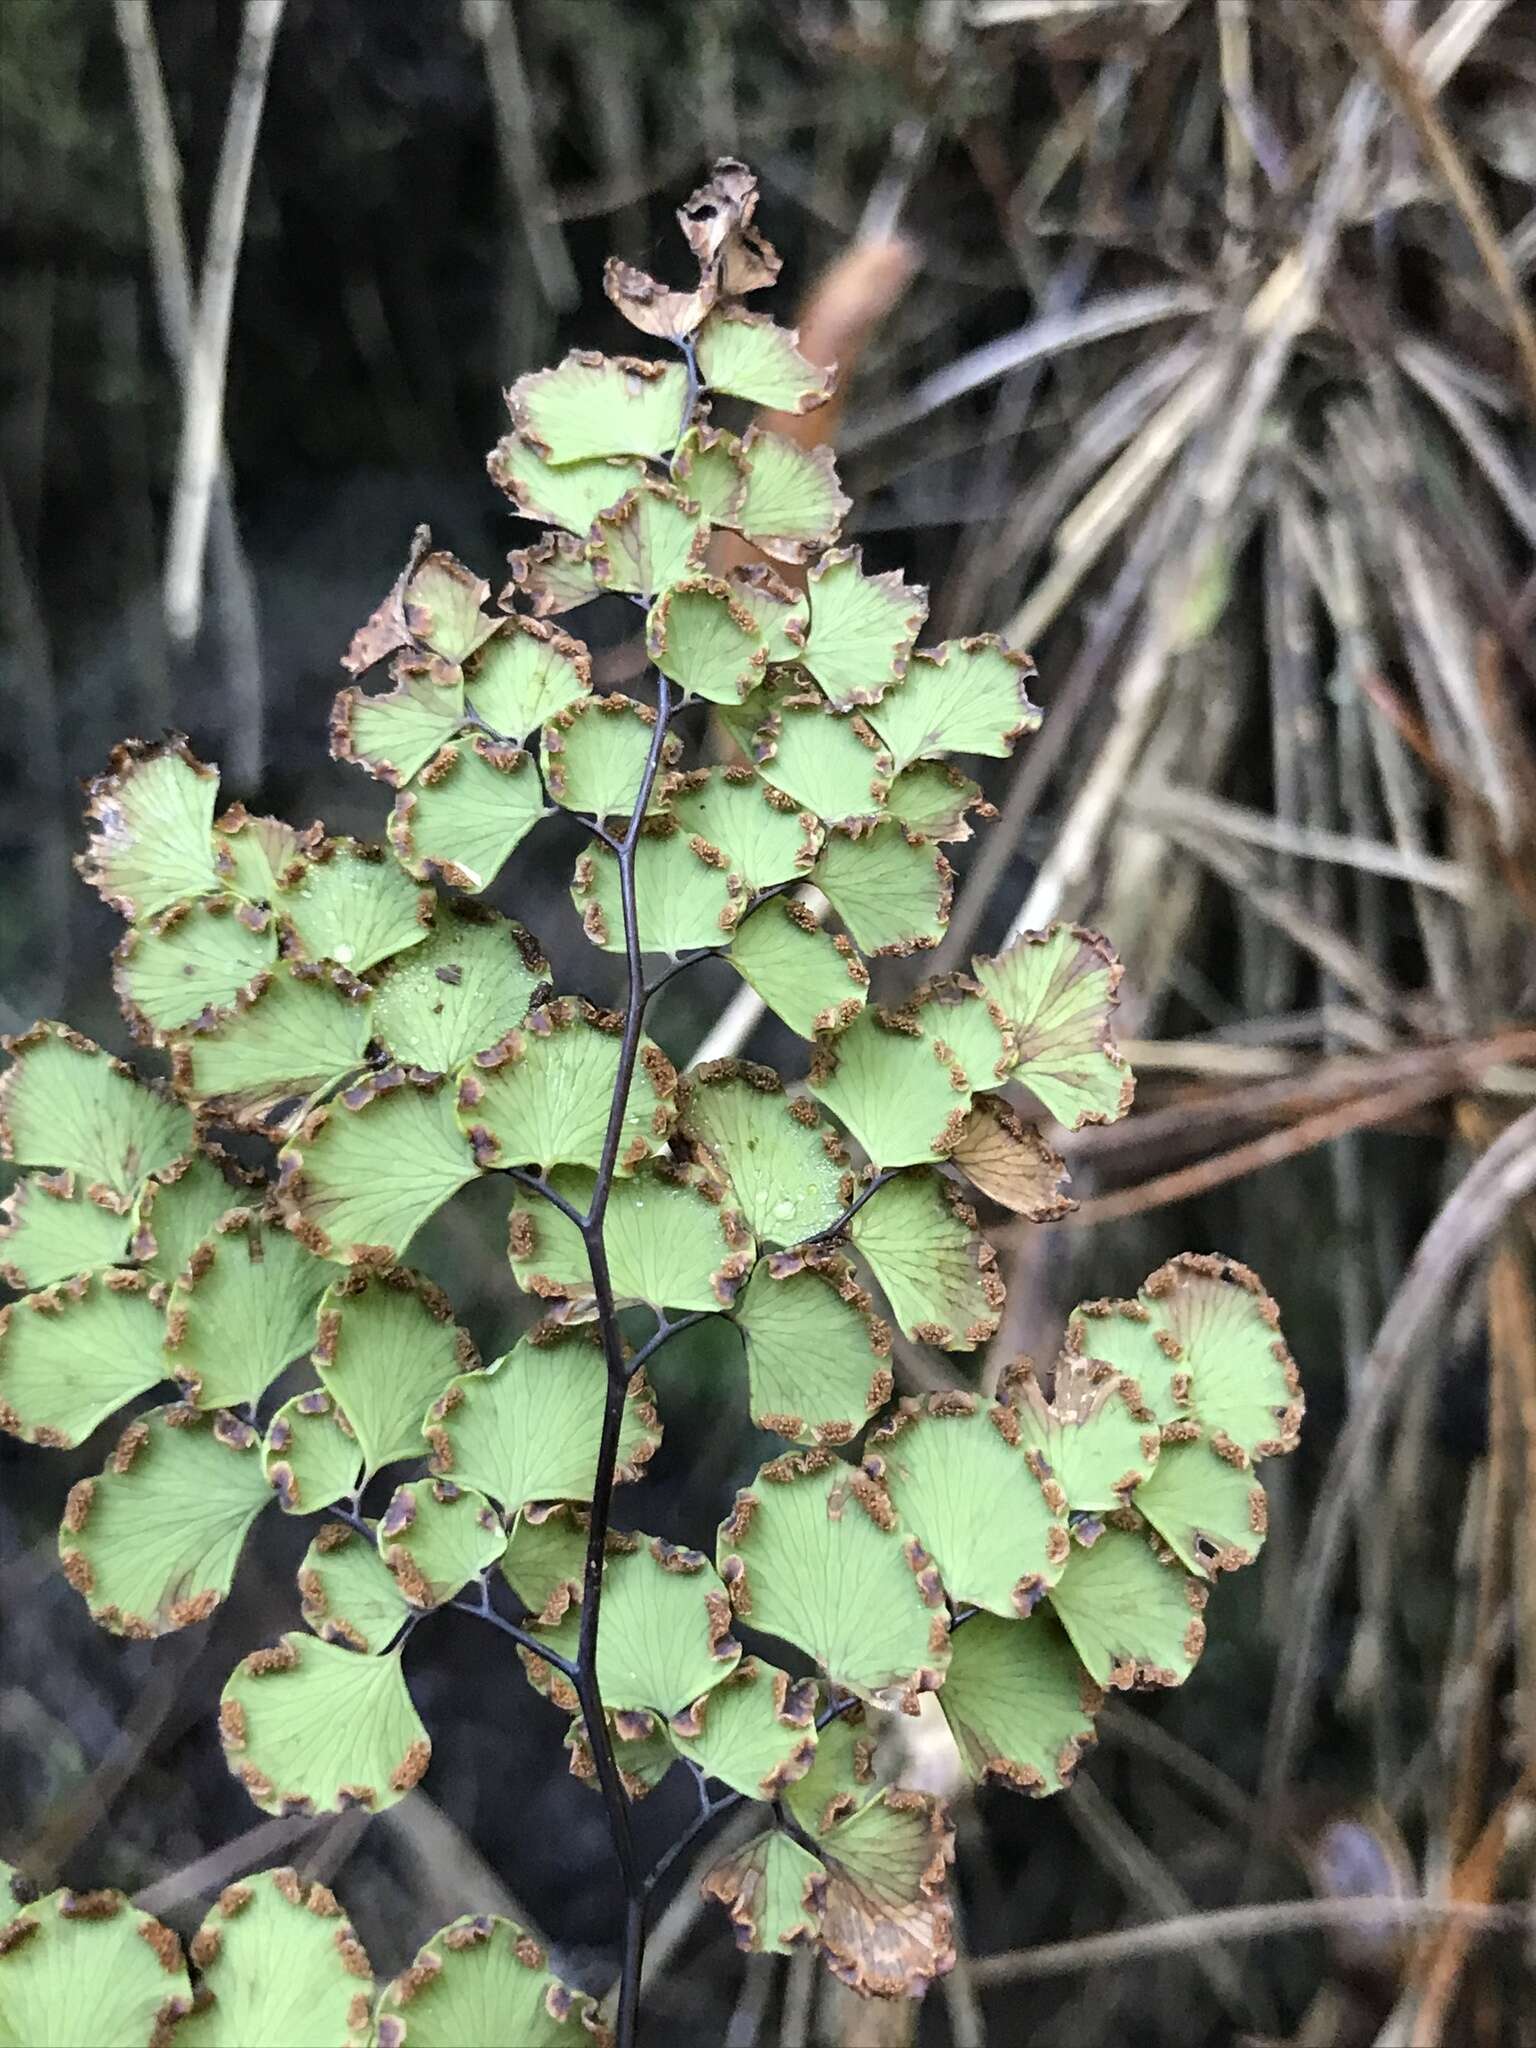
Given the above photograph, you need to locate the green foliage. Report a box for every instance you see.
[1005,1356,1160,1513]
[591,482,708,596]
[676,1062,848,1245]
[797,548,927,710]
[332,665,469,787]
[459,1000,675,1177]
[367,906,548,1078]
[164,1210,331,1409]
[499,1500,589,1623]
[867,636,1041,770]
[647,577,768,703]
[669,1656,819,1798]
[463,618,591,736]
[0,1172,132,1290]
[573,820,745,955]
[172,969,373,1130]
[426,1325,661,1512]
[730,429,850,560]
[751,693,891,827]
[0,1886,192,2047]
[388,739,546,893]
[667,767,822,894]
[973,922,1135,1129]
[1045,1524,1209,1690]
[132,1153,261,1283]
[936,1611,1102,1794]
[377,1479,507,1609]
[807,1009,972,1168]
[0,1021,192,1209]
[508,351,691,464]
[277,1072,479,1265]
[901,974,1010,1084]
[522,1535,741,1719]
[275,839,432,974]
[0,1868,599,2048]
[884,761,987,842]
[813,824,952,955]
[1,156,1305,2037]
[725,896,868,1036]
[544,695,677,817]
[848,1170,1003,1351]
[1066,1251,1303,1456]
[114,900,278,1040]
[263,1391,360,1515]
[1131,1438,1268,1578]
[730,1251,893,1444]
[176,1868,373,2048]
[373,1912,604,2045]
[312,1268,479,1477]
[298,1520,409,1653]
[716,1453,949,1712]
[867,1395,1069,1619]
[218,1633,430,1816]
[77,736,224,920]
[701,1826,823,1956]
[507,1163,753,1313]
[692,305,834,411]
[59,1405,270,1637]
[0,1271,168,1447]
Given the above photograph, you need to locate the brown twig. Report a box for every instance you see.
[1061,1072,1466,1229]
[1407,1776,1535,2048]
[1263,1103,1536,1807]
[967,1895,1528,1987]
[1345,0,1536,424]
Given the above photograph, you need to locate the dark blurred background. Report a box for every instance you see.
[2,2,1534,2042]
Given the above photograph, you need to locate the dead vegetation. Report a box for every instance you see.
[1,1,1532,2042]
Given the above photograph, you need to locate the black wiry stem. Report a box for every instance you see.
[638,1690,864,1899]
[641,1789,740,1899]
[628,1308,712,1375]
[450,1580,582,1680]
[639,880,799,1005]
[557,667,676,2048]
[505,1164,588,1231]
[793,1168,900,1250]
